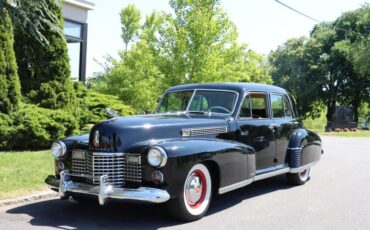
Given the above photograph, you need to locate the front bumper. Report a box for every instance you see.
[45,170,170,205]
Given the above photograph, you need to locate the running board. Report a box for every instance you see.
[254,167,290,181]
[218,161,319,195]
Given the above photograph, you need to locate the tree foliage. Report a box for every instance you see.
[0,0,62,44]
[120,4,141,52]
[92,0,272,112]
[0,8,21,114]
[14,0,76,110]
[270,4,370,121]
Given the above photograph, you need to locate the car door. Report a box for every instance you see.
[270,93,297,166]
[235,92,276,171]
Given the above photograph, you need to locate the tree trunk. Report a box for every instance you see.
[325,101,336,131]
[352,96,360,123]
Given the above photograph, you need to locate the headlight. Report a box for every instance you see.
[147,146,167,167]
[51,141,66,158]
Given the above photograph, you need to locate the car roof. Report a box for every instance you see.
[165,82,288,95]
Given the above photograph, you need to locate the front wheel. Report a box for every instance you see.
[167,163,212,221]
[287,168,310,185]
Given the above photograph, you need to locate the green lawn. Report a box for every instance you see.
[318,130,370,137]
[0,150,54,199]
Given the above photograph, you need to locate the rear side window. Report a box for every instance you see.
[271,94,284,118]
[239,93,268,119]
[271,94,293,118]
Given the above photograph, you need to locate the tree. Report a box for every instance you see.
[270,5,370,122]
[120,4,141,52]
[269,37,323,118]
[0,8,21,114]
[14,0,76,110]
[0,0,62,44]
[92,0,272,112]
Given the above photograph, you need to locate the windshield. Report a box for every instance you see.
[156,90,238,114]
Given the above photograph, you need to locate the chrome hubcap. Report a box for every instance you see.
[185,173,203,205]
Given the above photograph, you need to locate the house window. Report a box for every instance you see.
[64,20,87,82]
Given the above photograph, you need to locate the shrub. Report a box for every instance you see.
[0,85,135,151]
[0,104,79,150]
[74,82,135,124]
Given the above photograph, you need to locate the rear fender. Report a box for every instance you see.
[288,129,322,169]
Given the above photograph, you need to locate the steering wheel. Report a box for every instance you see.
[209,106,231,114]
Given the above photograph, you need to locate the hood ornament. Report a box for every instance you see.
[106,107,119,117]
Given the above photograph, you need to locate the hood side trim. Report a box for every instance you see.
[182,126,228,136]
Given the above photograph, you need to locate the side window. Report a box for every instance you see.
[271,94,284,118]
[239,94,251,118]
[283,96,293,118]
[251,93,268,118]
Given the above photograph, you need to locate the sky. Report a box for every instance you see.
[85,0,369,77]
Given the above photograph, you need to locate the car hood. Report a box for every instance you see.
[88,114,230,152]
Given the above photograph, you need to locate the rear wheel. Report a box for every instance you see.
[287,168,310,185]
[167,163,212,221]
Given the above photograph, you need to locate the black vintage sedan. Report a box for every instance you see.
[45,83,322,221]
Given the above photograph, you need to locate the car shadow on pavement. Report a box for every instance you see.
[6,175,293,229]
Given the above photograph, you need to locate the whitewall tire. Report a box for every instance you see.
[167,163,212,221]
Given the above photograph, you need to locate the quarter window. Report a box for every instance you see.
[271,95,284,118]
[271,94,293,118]
[283,96,293,118]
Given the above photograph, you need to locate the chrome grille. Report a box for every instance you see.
[71,150,86,174]
[182,126,228,136]
[72,151,142,186]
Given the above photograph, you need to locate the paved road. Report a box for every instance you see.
[1,136,369,230]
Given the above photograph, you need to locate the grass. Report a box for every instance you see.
[0,150,54,200]
[317,130,370,137]
[303,109,370,137]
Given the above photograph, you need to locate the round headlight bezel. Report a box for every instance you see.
[51,141,67,158]
[147,146,167,168]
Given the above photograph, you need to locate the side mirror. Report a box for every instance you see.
[105,108,119,117]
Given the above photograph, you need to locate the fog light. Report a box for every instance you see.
[152,170,164,184]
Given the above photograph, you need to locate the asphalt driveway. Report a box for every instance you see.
[0,136,369,230]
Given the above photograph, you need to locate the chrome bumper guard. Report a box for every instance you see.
[51,170,170,206]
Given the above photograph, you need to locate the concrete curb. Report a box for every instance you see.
[0,190,58,208]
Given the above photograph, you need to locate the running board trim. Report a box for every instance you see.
[218,161,320,195]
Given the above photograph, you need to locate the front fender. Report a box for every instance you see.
[155,139,254,197]
[288,129,322,168]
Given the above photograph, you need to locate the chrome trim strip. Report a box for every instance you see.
[218,178,253,194]
[254,167,290,181]
[287,147,303,150]
[290,161,319,173]
[58,170,170,205]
